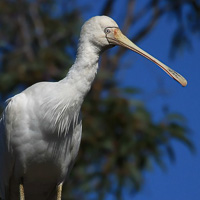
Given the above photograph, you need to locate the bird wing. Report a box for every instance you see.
[0,92,30,199]
[0,81,83,198]
[0,98,16,199]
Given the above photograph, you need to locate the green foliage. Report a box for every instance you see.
[0,0,81,99]
[62,86,193,199]
[0,0,199,199]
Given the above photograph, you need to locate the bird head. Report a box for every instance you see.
[80,16,187,87]
[80,16,118,49]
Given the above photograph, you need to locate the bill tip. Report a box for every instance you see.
[181,79,187,87]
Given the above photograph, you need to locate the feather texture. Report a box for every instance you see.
[0,16,117,199]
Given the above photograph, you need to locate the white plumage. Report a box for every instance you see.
[0,16,187,200]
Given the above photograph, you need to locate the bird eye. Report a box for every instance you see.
[104,28,111,34]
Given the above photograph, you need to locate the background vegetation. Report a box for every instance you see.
[0,0,199,199]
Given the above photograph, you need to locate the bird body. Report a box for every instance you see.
[1,82,81,196]
[0,20,100,199]
[0,25,100,199]
[0,16,187,199]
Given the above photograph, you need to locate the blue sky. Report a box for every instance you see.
[76,0,200,199]
[122,14,200,200]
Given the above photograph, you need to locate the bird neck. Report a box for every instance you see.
[61,39,101,99]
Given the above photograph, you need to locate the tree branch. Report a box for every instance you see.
[121,0,136,35]
[29,1,48,48]
[100,0,115,16]
[17,14,35,61]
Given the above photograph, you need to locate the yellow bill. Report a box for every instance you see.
[106,28,187,87]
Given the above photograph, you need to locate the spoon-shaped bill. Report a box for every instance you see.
[107,28,187,87]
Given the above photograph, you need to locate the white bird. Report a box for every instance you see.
[0,16,187,200]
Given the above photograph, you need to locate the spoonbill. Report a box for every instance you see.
[0,15,187,200]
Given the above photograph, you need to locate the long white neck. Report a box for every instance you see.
[60,37,101,99]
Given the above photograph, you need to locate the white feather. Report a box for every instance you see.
[0,16,118,199]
